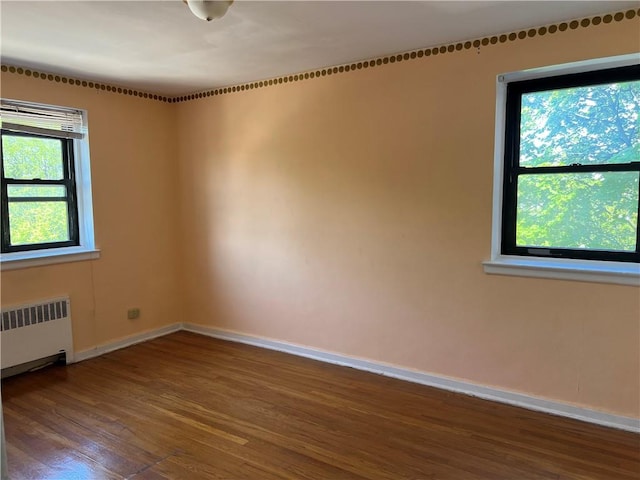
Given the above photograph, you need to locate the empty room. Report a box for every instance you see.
[1,1,639,479]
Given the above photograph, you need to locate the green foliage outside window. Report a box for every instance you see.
[2,135,71,246]
[516,80,639,251]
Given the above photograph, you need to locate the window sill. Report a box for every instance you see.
[0,247,100,271]
[483,256,640,286]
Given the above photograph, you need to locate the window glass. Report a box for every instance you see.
[2,135,64,180]
[520,81,639,168]
[7,185,67,198]
[8,201,70,245]
[1,132,76,251]
[516,172,639,251]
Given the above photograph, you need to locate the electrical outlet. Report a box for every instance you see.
[127,308,140,320]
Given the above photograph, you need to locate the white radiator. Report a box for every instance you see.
[0,297,73,372]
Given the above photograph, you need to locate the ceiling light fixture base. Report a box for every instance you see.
[185,0,233,22]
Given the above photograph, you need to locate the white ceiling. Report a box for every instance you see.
[1,1,637,95]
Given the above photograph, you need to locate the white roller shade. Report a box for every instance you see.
[1,100,85,139]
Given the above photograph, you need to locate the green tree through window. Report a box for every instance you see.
[1,133,79,251]
[502,64,639,263]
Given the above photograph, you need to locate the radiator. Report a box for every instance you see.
[0,297,73,375]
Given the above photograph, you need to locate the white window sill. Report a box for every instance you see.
[483,256,640,286]
[0,247,100,271]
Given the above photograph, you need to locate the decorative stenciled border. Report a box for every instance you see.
[0,64,171,102]
[1,8,638,104]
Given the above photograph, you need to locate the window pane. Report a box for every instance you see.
[516,172,639,251]
[8,201,70,245]
[520,80,640,167]
[7,185,66,198]
[2,135,64,179]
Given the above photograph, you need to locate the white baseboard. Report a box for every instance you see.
[183,323,640,433]
[73,323,183,363]
[69,322,640,433]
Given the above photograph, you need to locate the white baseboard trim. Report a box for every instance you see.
[68,322,639,433]
[73,323,183,363]
[183,323,640,433]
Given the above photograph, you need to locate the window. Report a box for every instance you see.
[1,132,79,251]
[0,100,97,268]
[485,55,640,285]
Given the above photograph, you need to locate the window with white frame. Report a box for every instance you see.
[485,55,640,284]
[0,99,96,265]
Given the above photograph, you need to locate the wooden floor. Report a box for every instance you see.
[2,332,639,480]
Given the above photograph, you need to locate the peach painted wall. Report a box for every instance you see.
[176,19,640,416]
[0,75,181,353]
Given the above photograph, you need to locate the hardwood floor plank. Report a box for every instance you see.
[2,331,639,480]
[4,409,122,480]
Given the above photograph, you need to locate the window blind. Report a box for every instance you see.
[0,100,85,139]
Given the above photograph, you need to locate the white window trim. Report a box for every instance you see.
[484,53,640,287]
[0,246,100,271]
[1,101,98,270]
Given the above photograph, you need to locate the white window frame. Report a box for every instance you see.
[483,54,640,286]
[0,100,99,270]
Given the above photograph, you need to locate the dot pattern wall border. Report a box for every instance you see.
[0,64,171,102]
[1,8,638,104]
[169,8,640,103]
